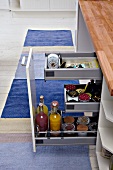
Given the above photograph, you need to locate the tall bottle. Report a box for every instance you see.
[85,79,97,96]
[49,101,61,131]
[35,103,48,131]
[37,95,48,116]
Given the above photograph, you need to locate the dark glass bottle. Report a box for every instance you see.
[35,103,48,131]
[85,79,97,96]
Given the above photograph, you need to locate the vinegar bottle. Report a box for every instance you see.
[49,101,61,131]
[37,95,48,116]
[35,103,48,131]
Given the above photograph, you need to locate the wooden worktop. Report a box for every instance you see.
[79,0,113,95]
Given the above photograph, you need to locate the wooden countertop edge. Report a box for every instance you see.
[79,1,113,95]
[97,51,113,96]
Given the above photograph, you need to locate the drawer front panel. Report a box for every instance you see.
[50,0,76,11]
[45,69,102,80]
[20,0,50,10]
[36,138,96,145]
[65,103,100,112]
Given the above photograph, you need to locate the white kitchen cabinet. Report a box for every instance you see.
[0,0,9,9]
[50,0,76,11]
[20,0,49,11]
[96,77,113,169]
[96,131,110,170]
[9,0,76,11]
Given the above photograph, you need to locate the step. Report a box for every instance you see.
[0,118,31,133]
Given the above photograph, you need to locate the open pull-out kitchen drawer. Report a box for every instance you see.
[26,48,102,152]
[44,52,102,80]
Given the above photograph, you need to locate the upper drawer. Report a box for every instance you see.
[44,52,102,80]
[20,0,50,10]
[50,0,76,11]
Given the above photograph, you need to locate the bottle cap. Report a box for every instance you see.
[40,95,44,99]
[40,95,44,103]
[51,101,59,108]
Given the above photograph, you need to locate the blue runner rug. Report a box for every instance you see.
[0,143,91,170]
[24,30,73,46]
[1,79,84,118]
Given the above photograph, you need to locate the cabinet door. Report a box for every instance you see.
[50,0,76,11]
[0,0,9,9]
[20,0,49,10]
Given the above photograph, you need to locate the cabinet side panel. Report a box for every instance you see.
[77,4,94,52]
[26,48,37,152]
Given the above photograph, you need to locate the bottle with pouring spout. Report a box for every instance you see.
[35,103,48,132]
[37,95,48,116]
[49,101,61,131]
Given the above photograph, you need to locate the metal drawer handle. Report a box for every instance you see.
[21,56,28,66]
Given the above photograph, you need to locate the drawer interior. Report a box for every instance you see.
[35,113,98,139]
[45,53,100,69]
[60,57,99,69]
[44,53,102,80]
[64,83,102,103]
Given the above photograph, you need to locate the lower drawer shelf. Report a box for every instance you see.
[35,115,98,145]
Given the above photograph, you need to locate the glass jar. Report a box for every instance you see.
[62,123,75,134]
[77,124,88,136]
[47,54,59,69]
[77,116,90,125]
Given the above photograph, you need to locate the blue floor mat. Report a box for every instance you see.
[0,143,91,170]
[1,79,84,118]
[24,30,74,46]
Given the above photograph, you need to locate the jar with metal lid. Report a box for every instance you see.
[62,123,75,134]
[47,54,59,69]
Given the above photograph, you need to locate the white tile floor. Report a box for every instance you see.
[0,9,99,169]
